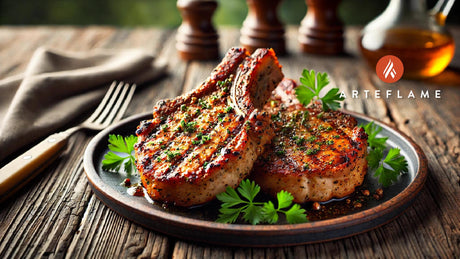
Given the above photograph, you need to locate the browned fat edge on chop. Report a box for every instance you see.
[251,79,368,203]
[135,47,284,207]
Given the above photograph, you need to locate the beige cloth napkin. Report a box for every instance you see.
[0,47,166,163]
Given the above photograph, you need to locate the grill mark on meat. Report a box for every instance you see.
[151,96,236,180]
[135,47,283,206]
[157,92,241,180]
[140,73,239,180]
[251,78,368,203]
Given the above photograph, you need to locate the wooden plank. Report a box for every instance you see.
[63,28,178,259]
[380,78,460,257]
[126,28,188,116]
[0,132,92,258]
[0,27,175,259]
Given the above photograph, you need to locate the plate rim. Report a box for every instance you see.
[83,110,428,245]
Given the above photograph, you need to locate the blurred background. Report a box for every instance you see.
[0,0,459,26]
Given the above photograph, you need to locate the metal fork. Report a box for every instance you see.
[0,81,136,201]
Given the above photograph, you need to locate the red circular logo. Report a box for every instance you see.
[376,55,404,83]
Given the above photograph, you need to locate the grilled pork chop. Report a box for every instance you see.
[251,79,368,203]
[135,48,283,207]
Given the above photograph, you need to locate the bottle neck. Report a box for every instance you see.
[387,0,427,20]
[384,0,427,23]
[431,0,455,25]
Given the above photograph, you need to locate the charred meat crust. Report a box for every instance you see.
[135,47,282,206]
[142,111,274,206]
[136,47,250,136]
[251,79,368,203]
[254,103,367,177]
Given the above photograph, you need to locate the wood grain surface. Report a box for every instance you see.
[0,26,459,258]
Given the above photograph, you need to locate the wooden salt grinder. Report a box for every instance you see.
[176,0,219,61]
[299,0,344,55]
[240,0,286,55]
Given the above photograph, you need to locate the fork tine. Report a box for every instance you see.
[85,81,119,123]
[93,82,125,124]
[101,83,137,126]
[111,83,137,123]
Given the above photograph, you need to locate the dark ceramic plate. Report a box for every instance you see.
[83,111,428,247]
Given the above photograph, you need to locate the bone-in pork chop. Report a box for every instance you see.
[251,79,368,203]
[134,48,283,207]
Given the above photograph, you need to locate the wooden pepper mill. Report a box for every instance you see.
[298,0,344,55]
[240,0,286,55]
[176,0,219,61]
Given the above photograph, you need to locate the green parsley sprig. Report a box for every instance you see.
[102,134,138,175]
[216,179,308,225]
[362,121,388,150]
[295,69,344,111]
[361,122,409,187]
[374,148,409,187]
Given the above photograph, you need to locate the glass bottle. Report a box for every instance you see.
[359,0,456,79]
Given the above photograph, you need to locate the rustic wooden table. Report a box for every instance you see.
[0,26,459,258]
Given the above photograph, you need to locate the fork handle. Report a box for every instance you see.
[0,131,70,202]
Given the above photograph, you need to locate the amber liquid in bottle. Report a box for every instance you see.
[360,28,455,79]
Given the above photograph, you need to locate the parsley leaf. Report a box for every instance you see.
[218,187,243,208]
[262,190,308,224]
[242,204,263,225]
[374,166,397,187]
[295,69,344,111]
[285,204,308,224]
[262,201,278,224]
[101,152,125,172]
[362,121,388,150]
[295,81,316,105]
[216,180,263,225]
[216,207,242,224]
[102,134,137,175]
[361,122,409,187]
[276,190,293,209]
[320,88,343,111]
[367,148,384,170]
[238,179,260,202]
[216,180,308,225]
[374,148,409,187]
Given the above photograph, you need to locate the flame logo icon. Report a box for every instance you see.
[376,55,404,83]
[383,59,397,79]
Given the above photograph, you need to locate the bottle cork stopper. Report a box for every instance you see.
[240,0,286,55]
[176,0,219,60]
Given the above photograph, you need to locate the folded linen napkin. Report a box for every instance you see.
[0,47,166,163]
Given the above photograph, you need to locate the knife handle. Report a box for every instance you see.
[0,132,70,202]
